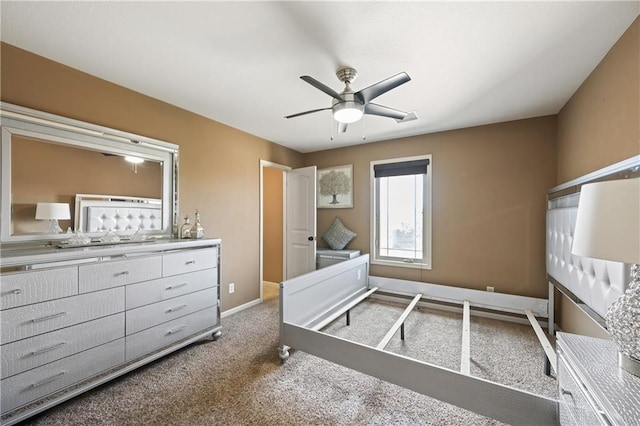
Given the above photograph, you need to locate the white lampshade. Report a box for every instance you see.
[572,177,640,263]
[35,203,71,220]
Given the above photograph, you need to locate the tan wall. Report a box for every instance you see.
[557,17,639,183]
[555,18,639,336]
[305,116,557,299]
[263,167,283,283]
[11,136,162,234]
[1,42,304,310]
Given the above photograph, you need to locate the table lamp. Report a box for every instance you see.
[35,202,71,234]
[572,177,640,376]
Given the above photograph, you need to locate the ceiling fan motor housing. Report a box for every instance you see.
[336,67,358,84]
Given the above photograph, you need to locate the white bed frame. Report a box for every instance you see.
[279,255,558,425]
[278,155,640,425]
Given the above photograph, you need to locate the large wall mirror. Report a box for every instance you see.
[1,102,178,243]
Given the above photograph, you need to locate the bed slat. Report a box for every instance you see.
[461,300,471,375]
[376,293,422,350]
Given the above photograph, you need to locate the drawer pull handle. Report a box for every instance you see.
[12,289,22,295]
[31,371,66,388]
[31,342,67,356]
[116,271,130,276]
[166,304,187,313]
[166,282,188,290]
[185,260,196,265]
[166,325,187,335]
[31,312,67,323]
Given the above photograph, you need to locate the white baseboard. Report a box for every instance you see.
[221,298,262,318]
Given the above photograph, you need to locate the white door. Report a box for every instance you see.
[285,166,317,279]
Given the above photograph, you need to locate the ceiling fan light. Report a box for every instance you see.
[333,101,364,124]
[124,155,145,164]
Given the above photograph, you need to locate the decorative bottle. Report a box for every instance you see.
[190,209,204,239]
[180,215,192,239]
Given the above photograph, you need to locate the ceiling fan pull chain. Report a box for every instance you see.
[330,114,334,141]
[362,114,367,141]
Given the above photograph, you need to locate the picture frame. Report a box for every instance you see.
[317,164,353,209]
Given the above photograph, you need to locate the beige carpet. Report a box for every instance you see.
[23,298,556,425]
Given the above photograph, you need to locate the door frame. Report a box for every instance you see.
[259,160,291,301]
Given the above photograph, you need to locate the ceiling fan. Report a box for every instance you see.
[285,67,412,133]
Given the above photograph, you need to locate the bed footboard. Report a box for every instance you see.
[279,254,369,359]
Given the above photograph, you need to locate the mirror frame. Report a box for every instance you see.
[0,102,179,243]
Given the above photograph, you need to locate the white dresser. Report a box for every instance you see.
[0,238,221,425]
[557,332,640,425]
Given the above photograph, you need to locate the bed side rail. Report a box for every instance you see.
[283,322,559,426]
[370,275,548,317]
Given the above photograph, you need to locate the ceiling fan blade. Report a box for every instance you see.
[364,103,408,120]
[337,121,348,134]
[301,76,344,101]
[285,107,331,119]
[355,72,411,104]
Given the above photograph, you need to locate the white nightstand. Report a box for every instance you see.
[557,332,640,425]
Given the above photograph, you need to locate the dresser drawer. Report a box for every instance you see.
[1,313,124,379]
[1,338,124,414]
[126,287,218,335]
[126,308,218,361]
[126,268,218,309]
[1,287,124,344]
[162,247,218,277]
[558,353,606,426]
[1,266,78,310]
[79,256,162,293]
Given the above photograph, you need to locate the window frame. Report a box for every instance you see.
[370,154,432,270]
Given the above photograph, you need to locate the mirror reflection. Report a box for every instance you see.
[11,136,163,235]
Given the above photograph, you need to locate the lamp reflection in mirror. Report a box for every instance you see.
[35,202,70,234]
[572,177,640,376]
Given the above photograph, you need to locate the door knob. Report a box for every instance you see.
[308,236,315,241]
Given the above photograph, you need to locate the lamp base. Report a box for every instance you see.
[606,264,640,374]
[45,219,63,234]
[619,352,640,377]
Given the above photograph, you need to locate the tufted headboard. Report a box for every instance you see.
[546,156,639,322]
[74,194,162,236]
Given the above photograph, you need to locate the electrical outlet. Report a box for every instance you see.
[486,286,494,292]
[229,283,235,294]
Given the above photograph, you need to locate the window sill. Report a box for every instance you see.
[371,258,432,270]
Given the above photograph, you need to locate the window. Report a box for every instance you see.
[370,155,432,269]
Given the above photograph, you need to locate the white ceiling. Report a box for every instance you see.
[1,1,638,153]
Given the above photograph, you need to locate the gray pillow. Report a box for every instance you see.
[322,217,356,250]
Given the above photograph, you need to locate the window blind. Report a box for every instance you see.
[373,159,430,178]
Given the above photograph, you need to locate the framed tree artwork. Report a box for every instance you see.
[317,164,353,208]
